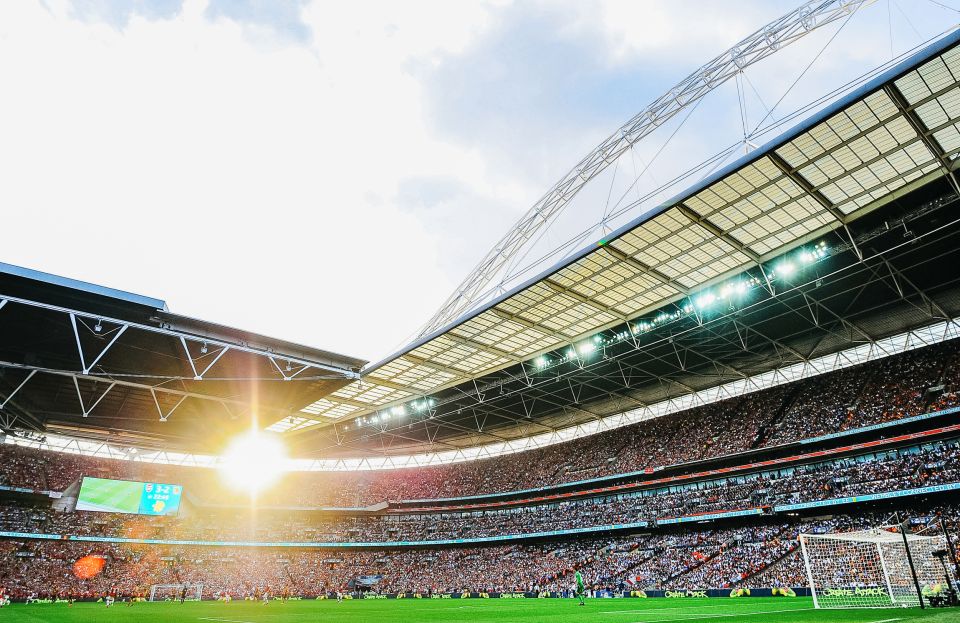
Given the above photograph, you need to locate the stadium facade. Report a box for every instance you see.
[3,3,960,610]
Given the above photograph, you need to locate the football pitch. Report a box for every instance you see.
[4,598,960,623]
[74,478,142,513]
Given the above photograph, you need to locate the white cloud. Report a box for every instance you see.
[0,0,508,360]
[1,0,956,363]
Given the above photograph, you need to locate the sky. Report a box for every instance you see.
[2,0,959,363]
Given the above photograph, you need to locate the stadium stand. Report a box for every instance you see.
[0,508,955,599]
[3,338,959,507]
[1,437,958,543]
[2,333,960,602]
[7,6,960,610]
[1,370,959,600]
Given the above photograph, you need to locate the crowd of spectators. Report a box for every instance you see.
[2,340,958,601]
[0,439,957,547]
[2,506,956,599]
[4,340,959,506]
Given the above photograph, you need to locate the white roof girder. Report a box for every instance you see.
[273,34,960,435]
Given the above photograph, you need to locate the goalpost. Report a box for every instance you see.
[148,583,204,602]
[800,526,948,608]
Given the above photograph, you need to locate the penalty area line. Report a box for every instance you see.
[625,606,816,622]
[198,618,258,623]
[603,604,811,615]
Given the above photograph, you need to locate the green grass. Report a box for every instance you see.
[4,597,960,623]
[76,478,142,513]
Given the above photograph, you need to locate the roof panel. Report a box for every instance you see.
[288,34,960,432]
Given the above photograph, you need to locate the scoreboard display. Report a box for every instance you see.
[76,477,183,516]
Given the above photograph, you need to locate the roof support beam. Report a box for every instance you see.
[543,278,626,320]
[0,359,273,413]
[180,338,230,381]
[74,377,116,418]
[884,83,960,198]
[1,293,358,379]
[601,245,691,296]
[771,147,872,265]
[799,291,875,344]
[400,353,470,378]
[766,152,849,226]
[875,255,951,321]
[489,308,572,343]
[675,203,761,264]
[0,369,37,410]
[437,333,521,364]
[66,313,129,375]
[350,376,415,395]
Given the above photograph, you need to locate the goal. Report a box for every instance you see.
[800,526,948,608]
[148,583,204,602]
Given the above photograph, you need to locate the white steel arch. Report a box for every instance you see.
[417,0,875,339]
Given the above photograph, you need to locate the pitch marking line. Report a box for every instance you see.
[866,619,902,623]
[199,617,257,623]
[603,604,811,615]
[625,606,816,622]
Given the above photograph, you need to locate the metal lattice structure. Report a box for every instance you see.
[417,0,874,339]
[9,1,960,465]
[0,263,364,451]
[265,29,960,443]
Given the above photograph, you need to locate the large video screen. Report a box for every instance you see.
[76,477,182,516]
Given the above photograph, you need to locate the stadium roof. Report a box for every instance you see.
[0,263,365,452]
[272,29,960,438]
[7,30,960,463]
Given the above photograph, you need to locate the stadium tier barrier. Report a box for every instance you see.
[401,405,960,506]
[0,508,955,600]
[4,339,960,507]
[1,434,958,551]
[1,482,958,548]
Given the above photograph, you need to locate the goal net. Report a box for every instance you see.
[148,583,204,602]
[800,526,948,608]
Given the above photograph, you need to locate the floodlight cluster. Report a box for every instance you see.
[529,241,830,374]
[352,398,437,429]
[345,241,830,433]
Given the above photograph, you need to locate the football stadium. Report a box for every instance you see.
[5,1,960,622]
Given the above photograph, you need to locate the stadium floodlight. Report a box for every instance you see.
[695,292,716,309]
[534,356,548,369]
[776,261,796,277]
[577,341,596,356]
[219,431,287,494]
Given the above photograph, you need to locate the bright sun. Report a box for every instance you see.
[219,431,288,493]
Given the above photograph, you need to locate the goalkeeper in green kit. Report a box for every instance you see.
[575,569,586,606]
